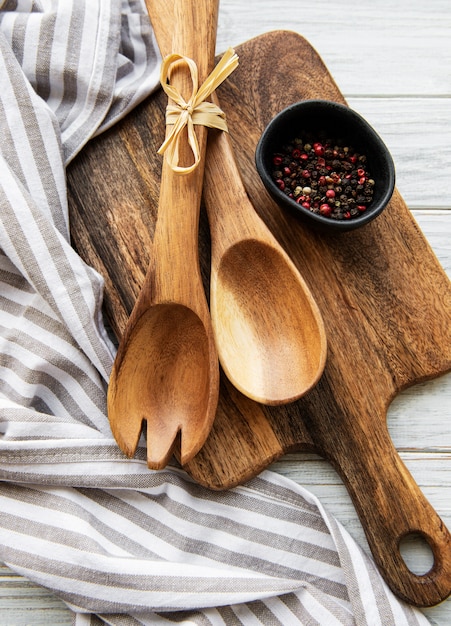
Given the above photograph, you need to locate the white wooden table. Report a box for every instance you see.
[1,0,450,623]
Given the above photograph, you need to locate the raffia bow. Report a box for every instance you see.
[157,47,239,174]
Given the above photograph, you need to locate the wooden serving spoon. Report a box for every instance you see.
[147,0,327,405]
[204,107,327,404]
[107,0,220,469]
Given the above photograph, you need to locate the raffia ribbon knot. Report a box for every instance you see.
[158,47,239,174]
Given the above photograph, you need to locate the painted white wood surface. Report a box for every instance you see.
[1,0,450,623]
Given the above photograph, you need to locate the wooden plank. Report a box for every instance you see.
[217,0,451,96]
[413,211,451,274]
[0,566,72,626]
[347,100,451,209]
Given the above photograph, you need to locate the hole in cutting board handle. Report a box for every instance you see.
[399,532,435,575]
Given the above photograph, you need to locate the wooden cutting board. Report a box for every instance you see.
[67,31,451,608]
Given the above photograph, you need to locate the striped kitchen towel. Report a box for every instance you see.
[0,1,433,624]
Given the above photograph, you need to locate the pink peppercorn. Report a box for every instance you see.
[320,203,332,216]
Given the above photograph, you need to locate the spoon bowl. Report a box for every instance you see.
[108,303,215,465]
[212,238,326,404]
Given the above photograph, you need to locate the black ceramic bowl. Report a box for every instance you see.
[255,99,395,232]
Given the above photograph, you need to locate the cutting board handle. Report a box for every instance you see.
[333,413,451,607]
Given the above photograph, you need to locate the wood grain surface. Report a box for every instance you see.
[66,30,451,607]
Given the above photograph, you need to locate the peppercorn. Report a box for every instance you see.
[270,133,375,220]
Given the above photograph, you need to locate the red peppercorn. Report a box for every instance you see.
[273,156,283,166]
[349,155,358,164]
[358,176,366,185]
[344,211,351,219]
[283,167,291,176]
[300,153,309,160]
[326,189,335,198]
[320,203,332,216]
[292,148,302,159]
[318,175,327,186]
[357,205,367,212]
[316,157,326,167]
[275,179,285,191]
[357,168,365,177]
[301,201,311,209]
[301,170,310,178]
[313,142,324,156]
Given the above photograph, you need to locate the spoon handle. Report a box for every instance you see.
[150,0,218,306]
